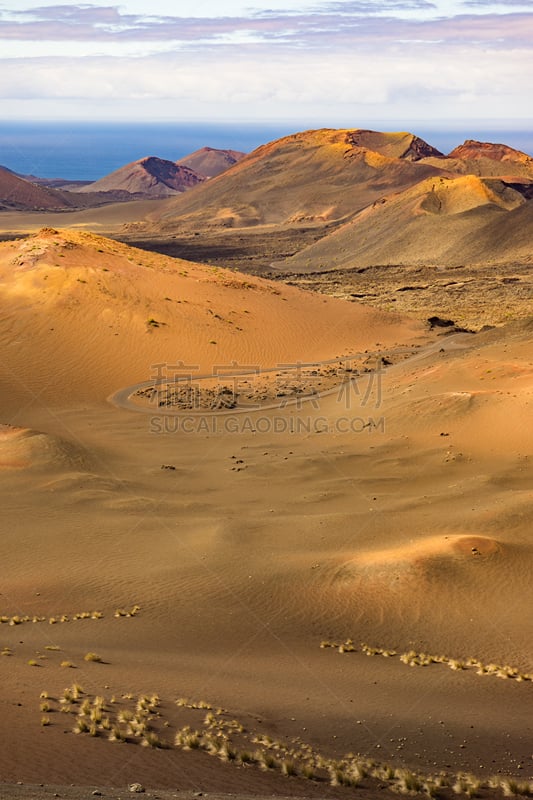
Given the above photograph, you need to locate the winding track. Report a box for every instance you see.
[108,333,473,416]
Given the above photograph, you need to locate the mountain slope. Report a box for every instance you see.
[0,228,428,407]
[421,139,533,180]
[176,146,246,178]
[277,174,533,271]
[344,129,444,160]
[148,128,449,232]
[0,166,75,210]
[78,156,205,197]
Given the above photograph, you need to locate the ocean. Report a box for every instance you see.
[0,121,299,181]
[1,121,532,182]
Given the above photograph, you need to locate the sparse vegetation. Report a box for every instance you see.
[321,639,532,683]
[453,773,482,797]
[83,652,103,663]
[36,686,530,799]
[0,606,139,628]
[114,605,141,617]
[141,731,165,749]
[500,778,533,797]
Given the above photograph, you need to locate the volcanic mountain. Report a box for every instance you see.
[343,128,444,160]
[421,139,533,179]
[148,128,449,232]
[0,165,158,211]
[278,173,533,271]
[0,166,76,211]
[130,128,533,275]
[176,146,246,178]
[78,156,205,197]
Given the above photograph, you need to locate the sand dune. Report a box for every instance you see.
[349,533,503,569]
[0,228,428,412]
[0,424,91,471]
[1,309,532,792]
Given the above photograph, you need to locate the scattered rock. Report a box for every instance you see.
[428,315,456,329]
[129,784,145,794]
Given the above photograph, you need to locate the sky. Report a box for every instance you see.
[0,0,532,125]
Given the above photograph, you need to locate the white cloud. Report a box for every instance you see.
[0,42,530,121]
[0,0,531,122]
[0,1,531,47]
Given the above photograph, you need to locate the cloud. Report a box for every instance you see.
[18,4,130,23]
[0,39,530,121]
[0,2,532,48]
[0,1,531,122]
[311,0,436,11]
[253,0,437,15]
[463,0,533,5]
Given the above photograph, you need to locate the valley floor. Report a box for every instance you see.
[1,326,533,797]
[0,218,532,799]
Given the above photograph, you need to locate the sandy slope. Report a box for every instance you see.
[277,175,533,271]
[1,231,532,797]
[0,199,166,236]
[0,228,427,411]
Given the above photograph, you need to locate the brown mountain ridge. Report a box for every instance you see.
[146,128,449,233]
[0,166,138,211]
[0,166,78,211]
[77,156,205,197]
[127,128,533,276]
[77,148,246,197]
[176,146,246,177]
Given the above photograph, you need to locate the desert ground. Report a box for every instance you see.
[1,130,533,800]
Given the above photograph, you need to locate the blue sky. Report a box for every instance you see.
[0,0,532,124]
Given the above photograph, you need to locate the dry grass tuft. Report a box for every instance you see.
[141,731,165,749]
[84,652,103,663]
[324,639,532,688]
[38,684,524,800]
